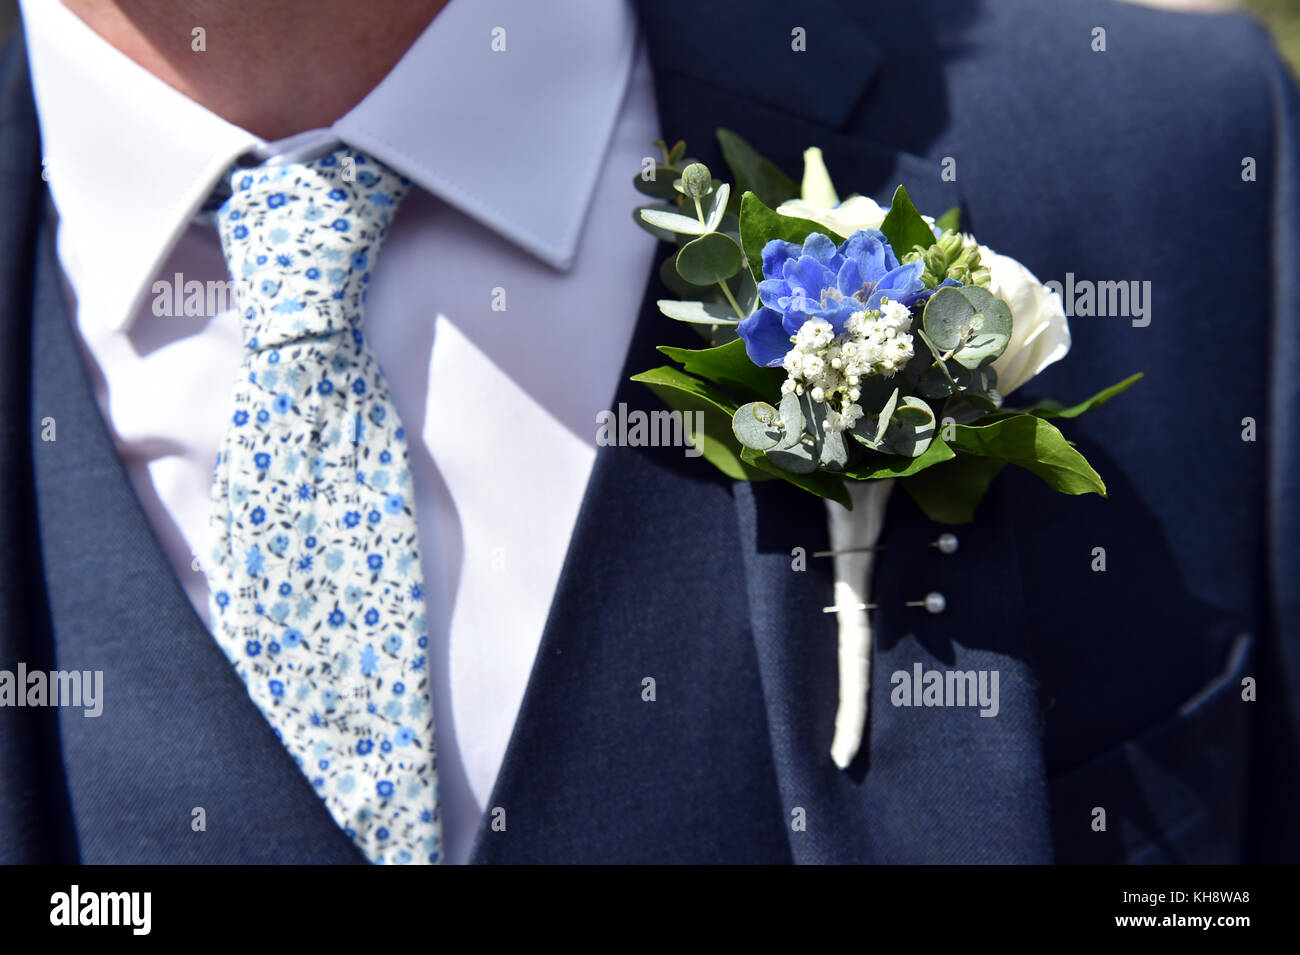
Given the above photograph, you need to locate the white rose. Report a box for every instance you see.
[775,195,888,238]
[981,245,1070,397]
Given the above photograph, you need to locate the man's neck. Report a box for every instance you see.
[61,0,449,141]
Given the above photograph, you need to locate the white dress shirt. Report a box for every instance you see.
[20,0,660,863]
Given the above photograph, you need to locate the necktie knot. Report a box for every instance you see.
[217,148,409,350]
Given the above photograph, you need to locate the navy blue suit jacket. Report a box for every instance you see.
[1,0,1297,864]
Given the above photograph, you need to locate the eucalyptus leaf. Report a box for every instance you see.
[659,255,705,299]
[922,286,976,352]
[950,286,1012,369]
[766,443,818,474]
[775,392,804,450]
[705,183,731,233]
[716,128,799,209]
[818,428,849,470]
[879,185,938,260]
[880,396,936,458]
[732,401,783,451]
[676,232,744,285]
[634,170,681,202]
[655,299,741,326]
[640,206,706,236]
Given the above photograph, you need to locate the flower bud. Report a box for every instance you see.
[679,162,713,198]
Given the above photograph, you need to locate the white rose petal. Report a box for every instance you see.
[776,195,888,238]
[982,247,1071,396]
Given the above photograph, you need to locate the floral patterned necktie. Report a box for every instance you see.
[205,147,441,865]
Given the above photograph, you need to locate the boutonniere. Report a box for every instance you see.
[631,131,1142,768]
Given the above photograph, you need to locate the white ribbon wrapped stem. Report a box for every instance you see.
[824,478,895,769]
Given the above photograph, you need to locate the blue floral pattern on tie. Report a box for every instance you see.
[208,148,441,865]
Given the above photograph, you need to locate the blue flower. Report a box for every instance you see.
[375,827,390,842]
[267,192,287,209]
[272,394,293,415]
[351,252,368,270]
[249,506,266,526]
[357,738,374,755]
[352,378,366,396]
[331,218,350,232]
[296,482,313,501]
[271,297,306,314]
[326,549,346,572]
[409,583,423,601]
[378,450,392,465]
[318,378,334,396]
[245,640,261,656]
[738,230,925,367]
[275,254,292,267]
[392,682,405,695]
[380,739,393,753]
[360,644,378,676]
[394,727,415,746]
[365,608,380,626]
[232,224,248,240]
[328,609,345,627]
[256,409,270,424]
[283,628,303,648]
[279,582,292,596]
[232,409,249,426]
[254,452,271,470]
[269,679,285,697]
[343,510,362,528]
[368,405,386,426]
[215,590,230,609]
[367,554,383,571]
[245,545,266,576]
[268,533,289,555]
[383,634,402,654]
[328,188,348,201]
[239,174,254,191]
[260,278,280,297]
[297,554,314,572]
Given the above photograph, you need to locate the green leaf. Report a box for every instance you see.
[658,255,704,299]
[739,191,827,283]
[655,299,741,326]
[935,205,961,234]
[901,454,1006,524]
[741,446,852,508]
[732,401,782,451]
[664,139,686,166]
[676,232,744,285]
[640,205,705,237]
[658,338,784,405]
[950,414,1106,496]
[630,365,768,482]
[843,436,956,480]
[1026,372,1144,420]
[716,128,799,209]
[879,185,938,260]
[775,392,804,450]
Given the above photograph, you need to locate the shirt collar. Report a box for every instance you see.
[20,0,639,334]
